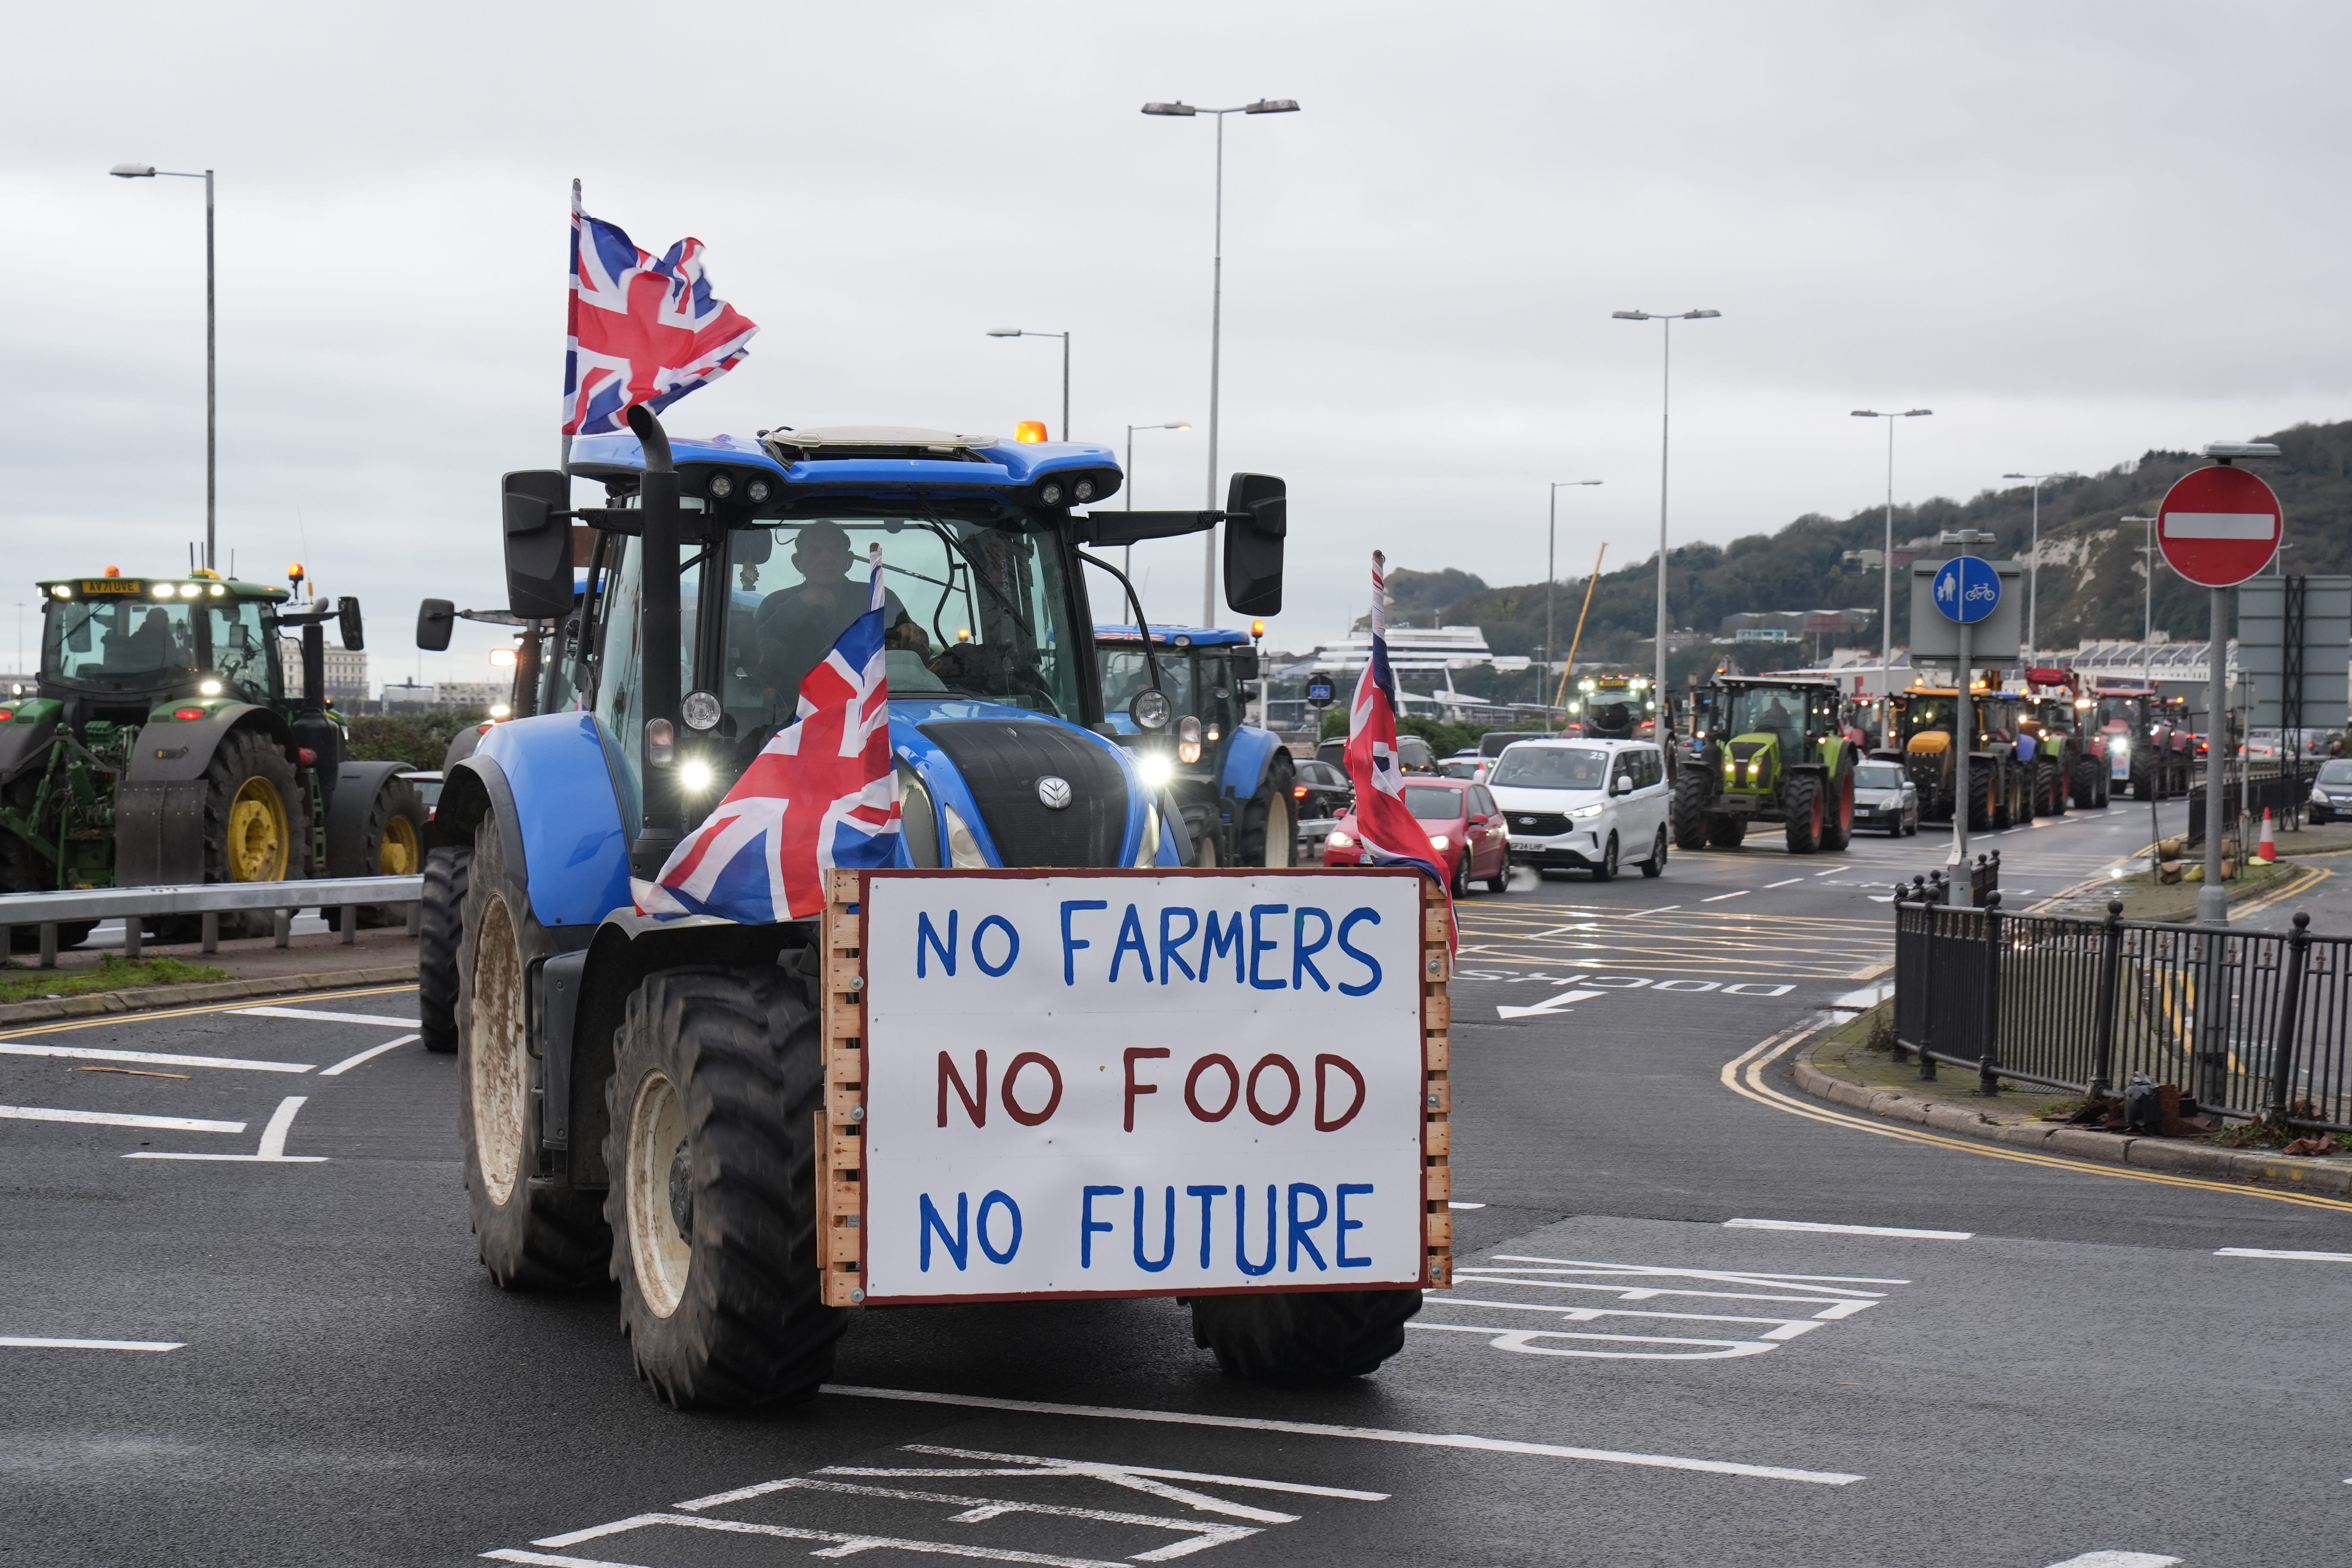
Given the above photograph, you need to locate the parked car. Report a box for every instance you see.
[1851,758,1919,836]
[399,770,446,821]
[1317,733,1435,773]
[2309,758,2352,823]
[1487,737,1671,881]
[1322,778,1510,896]
[1290,756,1354,818]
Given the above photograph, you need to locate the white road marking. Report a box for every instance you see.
[820,1384,1865,1485]
[482,1553,647,1568]
[2038,1554,2181,1567]
[0,1336,182,1351]
[232,1006,422,1027]
[1625,904,1680,916]
[1448,1201,1487,1210]
[319,1033,420,1077]
[1495,989,1604,1020]
[2215,1247,2352,1262]
[0,1041,313,1073]
[0,1104,244,1133]
[1727,1218,1973,1239]
[124,1095,325,1163]
[513,1513,1138,1568]
[1765,878,1804,889]
[1701,890,1749,902]
[1812,867,1841,876]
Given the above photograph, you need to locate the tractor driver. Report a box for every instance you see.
[1761,693,1795,734]
[755,522,921,701]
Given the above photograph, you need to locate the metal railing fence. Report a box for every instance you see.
[1892,890,2351,1133]
[0,876,423,968]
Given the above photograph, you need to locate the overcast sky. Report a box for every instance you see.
[6,0,2347,684]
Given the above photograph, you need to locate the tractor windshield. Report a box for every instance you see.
[1727,686,1809,739]
[42,592,276,699]
[1902,696,1956,733]
[2095,695,2145,729]
[721,510,1084,731]
[1100,646,1193,720]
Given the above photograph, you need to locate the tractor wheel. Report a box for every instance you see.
[1968,766,1997,832]
[1238,754,1296,867]
[1670,767,1714,850]
[353,774,429,928]
[0,773,96,951]
[418,845,470,1054]
[604,964,842,1409]
[1641,826,1668,879]
[2131,761,2155,801]
[2071,757,2103,811]
[1705,813,1745,848]
[1190,1286,1421,1381]
[1783,774,1823,854]
[186,728,310,939]
[457,817,607,1289]
[1819,767,1855,852]
[2041,757,2068,817]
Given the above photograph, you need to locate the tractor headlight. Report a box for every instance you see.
[1135,751,1174,790]
[941,803,989,868]
[2110,739,2130,756]
[198,679,223,696]
[679,759,714,792]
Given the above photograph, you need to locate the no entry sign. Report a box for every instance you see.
[2157,465,2283,588]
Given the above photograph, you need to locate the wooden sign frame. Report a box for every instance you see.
[814,867,1453,1307]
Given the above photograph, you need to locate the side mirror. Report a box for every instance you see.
[502,469,575,620]
[1229,646,1261,683]
[416,598,455,652]
[1223,473,1285,616]
[337,596,365,652]
[1611,775,1632,795]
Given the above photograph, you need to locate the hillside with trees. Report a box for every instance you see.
[1377,418,2352,700]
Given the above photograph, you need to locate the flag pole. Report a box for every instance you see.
[561,178,580,473]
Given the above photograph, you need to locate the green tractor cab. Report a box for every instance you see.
[1671,675,1857,853]
[0,568,422,950]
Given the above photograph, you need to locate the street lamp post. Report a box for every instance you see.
[2002,472,2055,663]
[1612,310,1719,742]
[1546,480,1603,728]
[1122,420,1192,576]
[1142,97,1300,625]
[1852,408,1933,726]
[986,328,1070,442]
[110,162,216,571]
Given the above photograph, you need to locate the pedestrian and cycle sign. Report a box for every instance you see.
[2157,465,2283,588]
[1931,556,2002,625]
[1305,676,1335,710]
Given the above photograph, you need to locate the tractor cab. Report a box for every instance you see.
[29,570,290,724]
[1094,625,1292,865]
[1670,674,1856,854]
[1570,672,1654,740]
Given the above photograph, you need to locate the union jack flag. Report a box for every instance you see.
[563,191,759,438]
[634,549,901,923]
[1344,550,1454,945]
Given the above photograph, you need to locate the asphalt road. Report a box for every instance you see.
[5,792,2347,1568]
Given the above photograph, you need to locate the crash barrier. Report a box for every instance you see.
[2186,764,2302,846]
[0,875,425,969]
[1892,891,2352,1133]
[1895,852,2001,910]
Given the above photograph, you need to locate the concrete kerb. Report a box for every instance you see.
[0,963,419,1028]
[1790,1015,2352,1199]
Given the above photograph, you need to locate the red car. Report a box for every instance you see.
[1321,778,1510,895]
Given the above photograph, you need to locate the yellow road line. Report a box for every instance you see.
[0,983,419,1043]
[1720,1022,2352,1214]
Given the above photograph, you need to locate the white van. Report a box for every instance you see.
[1487,739,1670,881]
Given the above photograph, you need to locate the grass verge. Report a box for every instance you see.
[0,955,231,1006]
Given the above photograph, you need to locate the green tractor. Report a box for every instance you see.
[0,567,424,949]
[1671,675,1858,854]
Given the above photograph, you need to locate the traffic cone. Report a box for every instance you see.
[2256,808,2277,864]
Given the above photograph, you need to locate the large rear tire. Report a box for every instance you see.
[1190,1287,1421,1381]
[1671,766,1713,850]
[603,965,842,1409]
[1783,773,1823,854]
[1818,767,1854,852]
[1238,754,1297,867]
[173,728,310,939]
[418,845,470,1054]
[353,775,429,927]
[2071,757,2103,811]
[457,818,607,1289]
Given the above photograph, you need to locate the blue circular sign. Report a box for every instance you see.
[1304,676,1336,709]
[1931,556,2002,625]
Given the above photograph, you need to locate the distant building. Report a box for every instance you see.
[379,680,440,714]
[435,680,507,713]
[277,642,369,708]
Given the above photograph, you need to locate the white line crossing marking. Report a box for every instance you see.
[482,1553,647,1568]
[1727,1218,1974,1240]
[0,1042,313,1073]
[0,1104,244,1133]
[2215,1247,2352,1261]
[231,1006,423,1027]
[1625,904,1680,916]
[1448,1201,1487,1210]
[0,1336,182,1351]
[319,1033,420,1076]
[1495,989,1604,1020]
[1701,890,1749,902]
[124,1095,325,1163]
[516,1514,1136,1568]
[1417,1256,1908,1364]
[2038,1554,2181,1567]
[1765,878,1804,889]
[821,1384,1864,1484]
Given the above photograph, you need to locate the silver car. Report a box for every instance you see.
[1853,758,1919,836]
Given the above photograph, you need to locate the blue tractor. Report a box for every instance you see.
[418,413,1414,1406]
[1096,624,1296,867]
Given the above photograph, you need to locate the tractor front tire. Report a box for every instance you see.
[457,818,607,1289]
[1783,773,1823,854]
[418,845,470,1054]
[1238,754,1297,867]
[2071,757,2103,811]
[1819,767,1855,852]
[1671,768,1714,850]
[1191,1286,1421,1381]
[604,965,842,1409]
